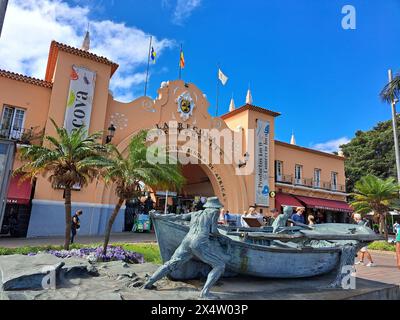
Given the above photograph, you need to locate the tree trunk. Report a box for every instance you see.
[103,198,125,255]
[64,187,72,250]
[379,213,389,240]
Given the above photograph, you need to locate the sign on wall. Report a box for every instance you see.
[64,66,96,135]
[255,119,270,207]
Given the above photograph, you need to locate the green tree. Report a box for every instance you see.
[341,117,400,193]
[15,119,109,250]
[102,130,184,255]
[350,175,400,239]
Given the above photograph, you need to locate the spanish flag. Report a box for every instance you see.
[151,47,156,63]
[179,49,185,69]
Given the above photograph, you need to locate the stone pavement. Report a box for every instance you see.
[0,232,157,248]
[355,251,399,286]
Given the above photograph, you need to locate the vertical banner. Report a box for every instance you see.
[0,0,8,37]
[64,65,96,136]
[255,119,270,207]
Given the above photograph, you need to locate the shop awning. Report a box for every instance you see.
[7,176,32,205]
[275,193,304,210]
[295,195,353,213]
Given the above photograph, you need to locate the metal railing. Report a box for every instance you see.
[275,174,293,184]
[0,125,42,144]
[275,175,346,193]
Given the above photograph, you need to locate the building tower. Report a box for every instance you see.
[229,96,236,112]
[245,88,253,105]
[81,25,90,51]
[290,131,296,145]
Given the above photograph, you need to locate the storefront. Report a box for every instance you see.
[0,140,15,233]
[0,40,350,237]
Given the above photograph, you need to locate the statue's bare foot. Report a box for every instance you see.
[142,282,156,290]
[199,291,220,300]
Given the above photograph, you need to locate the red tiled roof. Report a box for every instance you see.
[0,69,53,88]
[221,104,281,119]
[45,41,119,82]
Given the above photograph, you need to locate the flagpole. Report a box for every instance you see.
[144,35,152,97]
[0,0,9,38]
[179,44,182,80]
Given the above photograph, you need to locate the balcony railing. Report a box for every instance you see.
[275,174,346,193]
[275,174,293,184]
[0,125,43,145]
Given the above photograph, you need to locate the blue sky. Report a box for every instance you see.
[1,0,400,152]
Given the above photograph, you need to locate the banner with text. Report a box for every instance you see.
[64,65,96,136]
[255,119,270,207]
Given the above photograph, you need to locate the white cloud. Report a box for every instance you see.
[164,0,202,25]
[311,137,351,153]
[0,0,174,102]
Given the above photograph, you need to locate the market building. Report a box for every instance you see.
[0,40,352,238]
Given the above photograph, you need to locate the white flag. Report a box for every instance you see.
[218,68,228,86]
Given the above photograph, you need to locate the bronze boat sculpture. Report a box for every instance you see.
[150,209,380,280]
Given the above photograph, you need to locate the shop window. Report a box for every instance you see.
[295,164,303,185]
[0,105,26,140]
[314,169,321,188]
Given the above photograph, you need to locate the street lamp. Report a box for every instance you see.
[106,123,116,144]
[238,152,250,168]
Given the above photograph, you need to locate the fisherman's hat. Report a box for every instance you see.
[203,197,223,209]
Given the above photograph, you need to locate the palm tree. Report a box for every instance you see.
[380,72,400,104]
[15,119,109,250]
[350,175,400,239]
[102,130,184,255]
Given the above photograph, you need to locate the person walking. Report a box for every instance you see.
[71,209,83,244]
[394,222,400,269]
[354,213,374,267]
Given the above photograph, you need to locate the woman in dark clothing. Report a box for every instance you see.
[71,210,83,244]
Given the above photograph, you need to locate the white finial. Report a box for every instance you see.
[229,95,235,112]
[290,131,296,145]
[81,23,90,51]
[245,88,253,105]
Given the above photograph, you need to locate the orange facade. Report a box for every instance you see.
[0,40,349,236]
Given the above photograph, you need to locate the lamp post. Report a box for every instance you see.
[388,69,400,184]
[106,124,116,144]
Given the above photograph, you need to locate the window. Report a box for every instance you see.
[295,164,303,184]
[331,172,338,190]
[0,106,26,140]
[275,160,283,181]
[314,169,321,188]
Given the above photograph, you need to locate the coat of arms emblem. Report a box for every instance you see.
[176,92,195,121]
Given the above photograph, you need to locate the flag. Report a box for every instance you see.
[180,49,185,69]
[0,0,9,38]
[151,47,156,63]
[218,68,228,86]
